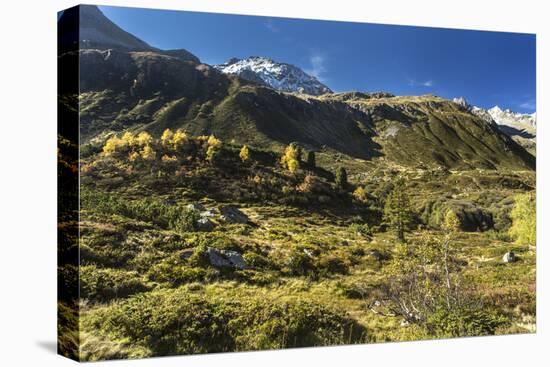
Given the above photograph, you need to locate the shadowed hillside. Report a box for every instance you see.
[69,47,535,170]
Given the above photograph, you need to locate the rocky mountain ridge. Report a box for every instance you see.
[453,97,536,154]
[59,5,535,171]
[214,56,332,96]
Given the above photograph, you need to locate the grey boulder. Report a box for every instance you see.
[187,203,206,212]
[196,217,214,232]
[219,206,249,224]
[200,210,216,218]
[207,247,247,270]
[502,251,517,263]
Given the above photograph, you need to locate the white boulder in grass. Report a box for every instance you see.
[502,251,517,263]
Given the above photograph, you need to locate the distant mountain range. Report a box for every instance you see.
[213,57,332,96]
[453,97,536,154]
[58,5,535,171]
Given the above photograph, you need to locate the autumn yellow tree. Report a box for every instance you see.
[206,135,222,163]
[120,132,135,147]
[207,135,221,148]
[161,129,174,146]
[281,143,300,173]
[161,154,178,163]
[102,130,160,164]
[239,145,250,163]
[103,136,121,156]
[297,174,316,193]
[353,186,368,202]
[103,132,135,157]
[140,145,156,161]
[287,159,299,173]
[128,151,140,162]
[172,129,189,151]
[136,132,153,146]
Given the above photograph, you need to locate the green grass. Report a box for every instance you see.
[72,137,536,361]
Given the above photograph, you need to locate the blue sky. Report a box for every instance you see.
[100,6,536,113]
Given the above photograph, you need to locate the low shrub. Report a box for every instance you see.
[85,288,367,356]
[334,281,365,299]
[421,198,494,232]
[81,189,200,233]
[243,252,272,269]
[316,255,349,275]
[80,266,150,302]
[426,307,508,338]
[349,223,372,237]
[187,244,210,268]
[146,260,208,286]
[286,249,316,276]
[58,302,79,360]
[484,230,512,242]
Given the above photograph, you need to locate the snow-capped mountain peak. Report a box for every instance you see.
[452,97,471,109]
[487,105,536,128]
[453,97,536,129]
[213,56,332,96]
[452,96,536,154]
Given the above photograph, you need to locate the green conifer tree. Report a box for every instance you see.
[306,151,316,168]
[335,167,348,191]
[383,178,413,242]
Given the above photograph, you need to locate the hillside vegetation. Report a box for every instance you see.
[56,11,536,359]
[57,127,536,360]
[70,48,534,171]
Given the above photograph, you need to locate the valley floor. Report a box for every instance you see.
[74,202,535,360]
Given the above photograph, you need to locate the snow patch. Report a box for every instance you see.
[214,56,332,96]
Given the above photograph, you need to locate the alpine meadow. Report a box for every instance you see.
[57,5,537,361]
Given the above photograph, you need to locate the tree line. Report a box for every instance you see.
[101,130,535,247]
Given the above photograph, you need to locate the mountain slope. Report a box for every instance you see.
[329,94,535,170]
[72,47,535,170]
[74,49,379,158]
[58,5,200,63]
[78,5,153,51]
[61,7,535,171]
[453,97,536,154]
[214,56,332,96]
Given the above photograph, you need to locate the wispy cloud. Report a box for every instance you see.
[407,78,434,87]
[305,54,327,81]
[264,18,279,33]
[519,99,536,110]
